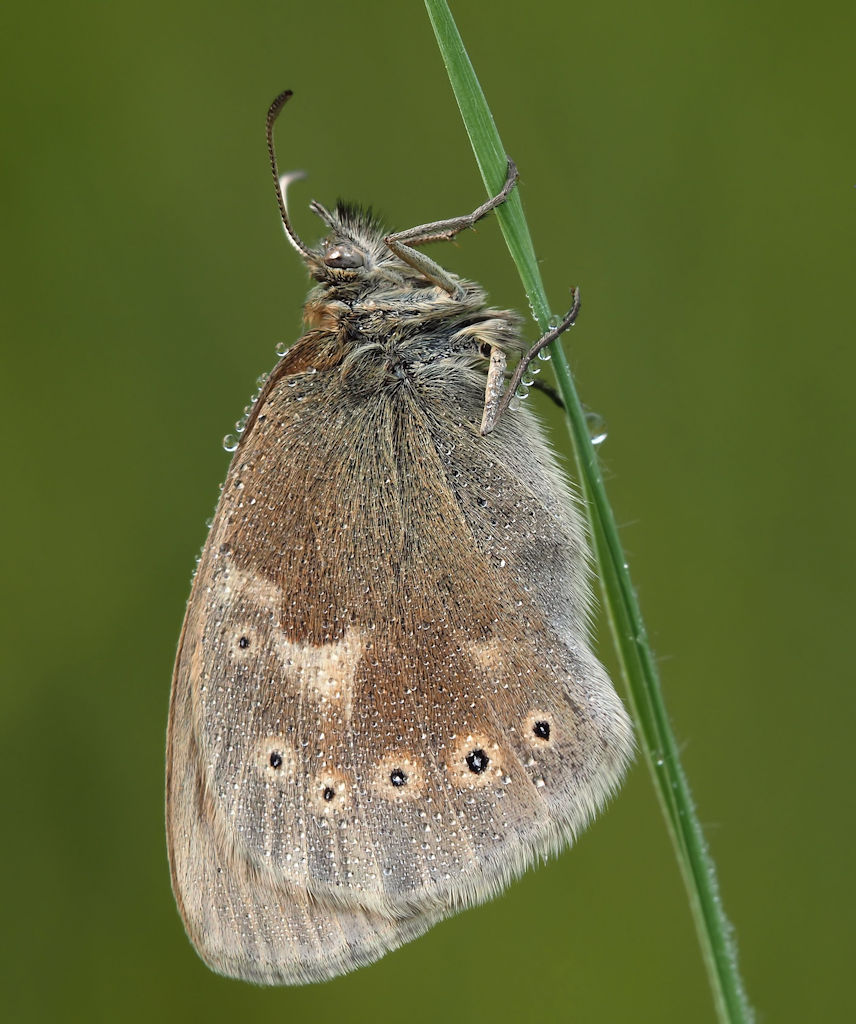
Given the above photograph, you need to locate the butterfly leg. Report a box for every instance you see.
[480,288,581,435]
[384,159,518,297]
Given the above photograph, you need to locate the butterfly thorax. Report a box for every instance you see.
[293,202,527,368]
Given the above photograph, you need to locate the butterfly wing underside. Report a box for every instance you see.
[167,331,633,983]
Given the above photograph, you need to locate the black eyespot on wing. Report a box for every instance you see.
[310,773,350,813]
[525,712,555,747]
[533,720,551,740]
[448,735,499,788]
[256,736,293,778]
[373,756,423,800]
[238,636,250,649]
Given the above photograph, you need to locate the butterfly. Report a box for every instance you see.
[166,90,633,985]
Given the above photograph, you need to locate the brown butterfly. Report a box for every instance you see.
[166,90,633,985]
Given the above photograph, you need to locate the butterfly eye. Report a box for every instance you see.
[323,245,364,269]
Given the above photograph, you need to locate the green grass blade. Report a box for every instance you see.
[424,3,754,1022]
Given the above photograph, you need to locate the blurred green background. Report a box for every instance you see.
[2,1,853,1021]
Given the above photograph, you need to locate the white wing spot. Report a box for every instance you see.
[211,565,364,702]
[275,631,364,702]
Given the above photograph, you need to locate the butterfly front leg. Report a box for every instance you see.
[384,159,519,297]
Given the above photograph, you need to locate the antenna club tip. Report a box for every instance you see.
[266,89,294,125]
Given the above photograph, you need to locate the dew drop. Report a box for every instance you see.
[275,340,289,356]
[222,434,238,452]
[585,410,608,447]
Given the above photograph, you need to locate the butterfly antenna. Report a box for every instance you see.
[265,90,313,258]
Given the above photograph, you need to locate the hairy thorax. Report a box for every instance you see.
[302,279,527,379]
